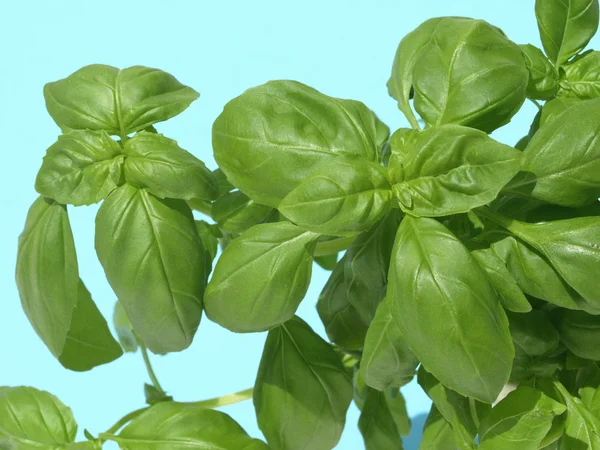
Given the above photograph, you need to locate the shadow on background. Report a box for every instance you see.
[403,413,427,450]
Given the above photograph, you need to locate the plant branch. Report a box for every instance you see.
[103,407,149,436]
[468,397,480,429]
[185,387,254,409]
[140,343,166,395]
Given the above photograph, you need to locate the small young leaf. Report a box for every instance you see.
[204,222,319,332]
[194,220,220,261]
[279,158,392,237]
[419,405,458,450]
[123,132,218,201]
[387,128,419,184]
[520,44,560,100]
[254,316,353,450]
[35,130,124,206]
[211,190,273,233]
[144,383,173,405]
[554,310,600,360]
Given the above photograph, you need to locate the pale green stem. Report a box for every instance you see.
[140,343,165,395]
[469,398,480,430]
[185,387,254,409]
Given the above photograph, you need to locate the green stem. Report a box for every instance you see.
[529,98,542,110]
[314,236,355,256]
[469,398,480,429]
[140,344,166,395]
[400,104,421,130]
[185,387,254,409]
[475,206,531,241]
[103,407,149,435]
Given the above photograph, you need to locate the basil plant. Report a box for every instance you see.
[8,1,600,449]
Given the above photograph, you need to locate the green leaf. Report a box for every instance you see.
[35,130,124,206]
[254,316,353,450]
[393,125,522,217]
[113,300,138,353]
[560,51,600,98]
[419,405,459,450]
[314,253,338,270]
[554,310,600,360]
[204,222,319,332]
[554,380,600,449]
[535,0,599,66]
[194,220,220,261]
[44,64,199,136]
[478,386,566,450]
[360,301,418,391]
[387,128,419,184]
[0,387,77,449]
[412,18,528,133]
[108,402,268,449]
[344,210,400,324]
[211,190,273,233]
[144,383,173,405]
[96,184,206,354]
[214,168,235,197]
[418,366,487,448]
[317,255,369,350]
[472,248,532,313]
[58,280,123,371]
[213,80,388,207]
[279,157,392,237]
[388,216,514,403]
[387,389,411,437]
[123,132,218,201]
[387,18,444,127]
[520,44,560,100]
[540,97,582,126]
[358,389,404,450]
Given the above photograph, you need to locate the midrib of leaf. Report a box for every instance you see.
[103,434,225,449]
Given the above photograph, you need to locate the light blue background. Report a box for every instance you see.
[1,1,593,448]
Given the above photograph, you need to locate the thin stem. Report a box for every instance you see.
[529,98,542,110]
[469,398,480,430]
[185,387,254,409]
[399,104,421,130]
[140,344,165,395]
[103,407,149,435]
[314,236,355,256]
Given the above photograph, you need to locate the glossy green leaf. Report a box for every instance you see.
[393,125,522,217]
[360,301,418,391]
[0,387,77,449]
[387,128,419,185]
[358,389,404,450]
[123,132,218,201]
[194,220,220,261]
[314,253,338,270]
[113,300,138,353]
[317,255,369,350]
[554,381,600,449]
[204,222,319,332]
[254,316,353,450]
[388,216,514,403]
[44,64,199,136]
[344,210,400,324]
[35,130,124,206]
[419,405,459,450]
[478,386,566,450]
[279,158,392,237]
[144,383,173,405]
[213,80,387,207]
[387,389,411,437]
[96,184,206,354]
[472,248,532,313]
[561,51,600,98]
[540,97,582,126]
[555,310,600,360]
[535,0,599,66]
[108,402,268,449]
[387,18,444,127]
[212,190,273,233]
[412,18,528,133]
[520,44,560,100]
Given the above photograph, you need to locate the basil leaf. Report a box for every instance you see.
[212,190,273,233]
[204,222,319,332]
[279,157,392,237]
[44,64,199,136]
[16,197,78,357]
[35,130,124,206]
[540,97,582,126]
[520,44,560,100]
[123,132,218,201]
[393,125,522,217]
[555,310,600,360]
[491,236,596,313]
[507,216,600,307]
[254,316,353,450]
[388,216,514,403]
[317,255,369,350]
[418,366,487,447]
[561,51,600,99]
[360,301,418,391]
[314,253,338,270]
[478,386,566,450]
[358,389,404,450]
[113,300,138,353]
[412,18,528,133]
[213,80,387,207]
[344,210,400,324]
[58,279,123,371]
[194,220,220,261]
[387,389,411,437]
[387,128,418,185]
[110,402,268,449]
[472,248,532,313]
[96,184,206,354]
[0,387,77,449]
[419,405,459,450]
[535,0,599,66]
[554,380,600,449]
[387,18,444,127]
